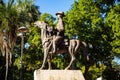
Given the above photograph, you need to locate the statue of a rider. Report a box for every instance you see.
[52,11,65,53]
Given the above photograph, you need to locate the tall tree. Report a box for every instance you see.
[64,0,115,79]
[0,0,40,80]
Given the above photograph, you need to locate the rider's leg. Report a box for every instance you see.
[53,36,62,53]
[53,39,57,53]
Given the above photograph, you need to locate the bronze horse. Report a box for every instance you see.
[34,21,89,70]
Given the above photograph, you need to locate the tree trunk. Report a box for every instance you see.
[84,65,90,80]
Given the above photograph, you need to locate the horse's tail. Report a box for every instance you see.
[80,41,89,61]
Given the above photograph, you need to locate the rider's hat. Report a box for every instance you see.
[56,11,65,17]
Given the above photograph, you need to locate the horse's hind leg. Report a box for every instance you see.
[65,53,75,70]
[65,42,75,70]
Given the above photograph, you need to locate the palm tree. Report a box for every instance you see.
[0,0,40,80]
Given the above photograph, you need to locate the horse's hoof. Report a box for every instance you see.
[38,68,43,70]
[64,68,68,70]
[38,69,41,70]
[48,68,51,70]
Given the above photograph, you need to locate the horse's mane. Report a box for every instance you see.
[40,22,48,44]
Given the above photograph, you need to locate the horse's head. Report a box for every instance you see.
[34,21,48,29]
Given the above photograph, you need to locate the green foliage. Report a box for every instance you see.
[28,26,42,49]
[52,55,65,69]
[85,64,106,80]
[39,13,56,26]
[52,54,71,69]
[106,4,120,57]
[14,56,21,69]
[103,63,120,80]
[64,0,102,40]
[25,25,43,70]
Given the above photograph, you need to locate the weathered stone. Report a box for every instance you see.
[34,70,85,80]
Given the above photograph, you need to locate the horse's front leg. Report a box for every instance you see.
[47,53,52,70]
[39,48,48,70]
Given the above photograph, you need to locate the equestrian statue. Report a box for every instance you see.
[34,12,89,70]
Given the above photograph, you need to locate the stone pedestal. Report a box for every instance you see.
[34,70,85,80]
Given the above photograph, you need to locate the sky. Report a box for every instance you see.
[34,0,74,17]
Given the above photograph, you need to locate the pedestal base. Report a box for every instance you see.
[34,70,85,80]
